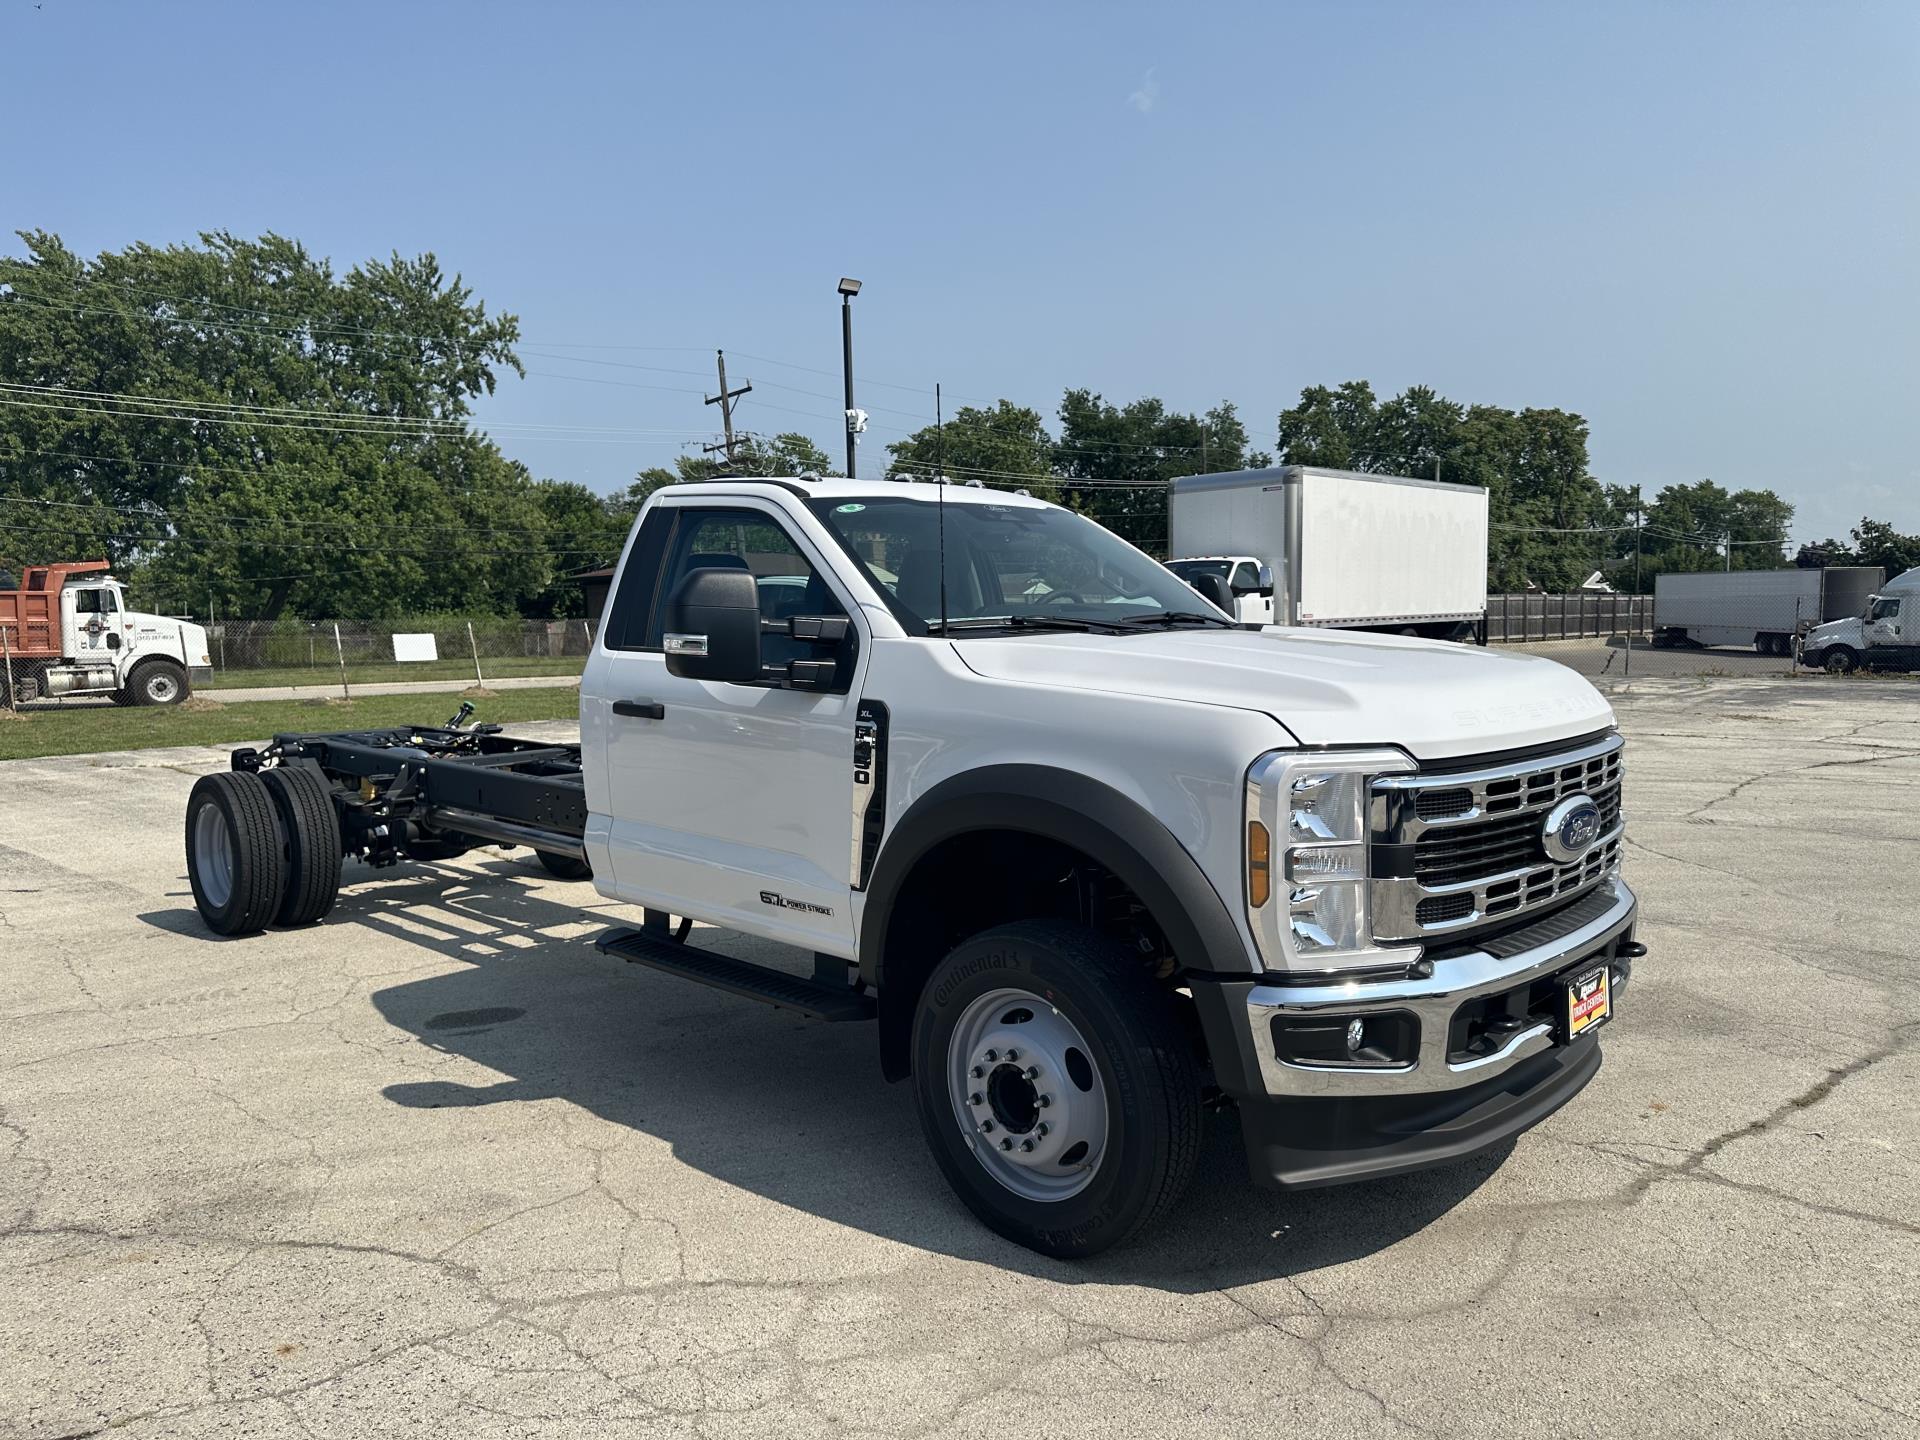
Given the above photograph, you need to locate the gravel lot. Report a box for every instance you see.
[2,678,1915,1439]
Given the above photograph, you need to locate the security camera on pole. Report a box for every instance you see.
[838,277,862,477]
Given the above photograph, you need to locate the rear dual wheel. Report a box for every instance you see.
[186,768,342,937]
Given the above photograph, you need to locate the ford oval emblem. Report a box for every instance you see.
[1542,795,1603,865]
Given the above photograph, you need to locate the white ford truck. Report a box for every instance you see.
[186,478,1640,1257]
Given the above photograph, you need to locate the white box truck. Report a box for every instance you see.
[1650,567,1883,655]
[1166,466,1489,639]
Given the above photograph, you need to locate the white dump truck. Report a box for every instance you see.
[1165,465,1490,639]
[0,560,212,705]
[1650,566,1884,655]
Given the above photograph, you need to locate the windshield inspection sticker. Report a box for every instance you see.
[834,503,866,513]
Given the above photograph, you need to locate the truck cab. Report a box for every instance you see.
[569,477,1639,1256]
[1800,568,1920,673]
[1164,555,1275,624]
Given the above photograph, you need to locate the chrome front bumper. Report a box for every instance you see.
[1240,877,1636,1098]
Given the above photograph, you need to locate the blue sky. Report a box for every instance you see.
[3,1,1914,542]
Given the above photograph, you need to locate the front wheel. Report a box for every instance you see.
[910,920,1202,1259]
[1823,647,1859,674]
[128,661,188,706]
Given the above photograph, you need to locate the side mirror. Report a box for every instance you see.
[663,568,761,682]
[1256,564,1275,597]
[1189,572,1235,612]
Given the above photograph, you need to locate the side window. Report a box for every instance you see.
[1869,597,1899,623]
[74,589,102,614]
[1230,562,1258,592]
[603,510,675,651]
[644,508,844,658]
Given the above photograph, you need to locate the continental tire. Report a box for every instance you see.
[910,919,1202,1259]
[129,660,188,706]
[536,849,592,880]
[186,772,286,937]
[261,766,343,927]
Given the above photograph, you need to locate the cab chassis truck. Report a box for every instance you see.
[186,476,1643,1258]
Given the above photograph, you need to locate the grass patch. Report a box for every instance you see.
[0,687,581,762]
[200,655,586,690]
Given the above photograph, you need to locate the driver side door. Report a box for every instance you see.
[593,501,869,953]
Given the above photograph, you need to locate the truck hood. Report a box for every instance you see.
[951,627,1615,761]
[1807,617,1863,647]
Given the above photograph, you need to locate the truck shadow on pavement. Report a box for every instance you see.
[324,857,1504,1289]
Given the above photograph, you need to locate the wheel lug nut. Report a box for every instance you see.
[1019,1139,1035,1153]
[968,1092,983,1106]
[984,1049,999,1062]
[1038,1094,1052,1108]
[1024,1065,1040,1080]
[1000,1138,1014,1151]
[970,1065,985,1079]
[1037,1122,1050,1137]
[979,1119,995,1133]
[1004,1048,1019,1061]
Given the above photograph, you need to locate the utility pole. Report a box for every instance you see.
[838,278,863,478]
[702,350,751,468]
[1633,486,1643,595]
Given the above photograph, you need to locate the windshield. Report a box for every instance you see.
[807,496,1224,634]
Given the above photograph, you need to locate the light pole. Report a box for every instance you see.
[838,277,861,477]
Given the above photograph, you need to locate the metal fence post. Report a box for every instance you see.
[333,622,350,701]
[1,623,16,711]
[467,621,486,689]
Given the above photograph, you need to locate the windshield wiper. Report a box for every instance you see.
[928,614,1128,635]
[1113,610,1238,629]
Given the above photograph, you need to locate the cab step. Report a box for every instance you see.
[595,927,876,1022]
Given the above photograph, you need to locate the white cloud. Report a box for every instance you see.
[1127,68,1160,114]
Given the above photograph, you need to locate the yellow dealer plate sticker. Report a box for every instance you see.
[1565,965,1612,1040]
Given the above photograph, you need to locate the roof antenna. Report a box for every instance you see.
[936,381,948,635]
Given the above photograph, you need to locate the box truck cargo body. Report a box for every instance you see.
[1651,567,1883,655]
[1167,466,1489,637]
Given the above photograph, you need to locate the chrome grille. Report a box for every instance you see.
[1371,733,1625,943]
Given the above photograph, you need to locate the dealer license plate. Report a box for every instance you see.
[1565,965,1612,1041]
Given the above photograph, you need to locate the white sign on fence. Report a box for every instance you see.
[392,633,439,663]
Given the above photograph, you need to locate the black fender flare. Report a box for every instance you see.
[859,764,1256,1077]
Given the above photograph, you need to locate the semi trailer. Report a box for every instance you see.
[1650,566,1884,655]
[0,561,212,705]
[1165,465,1490,638]
[185,476,1640,1258]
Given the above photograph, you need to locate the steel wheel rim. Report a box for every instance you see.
[192,804,234,909]
[947,986,1109,1202]
[148,672,180,701]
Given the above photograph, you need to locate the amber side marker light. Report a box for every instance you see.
[1247,820,1271,908]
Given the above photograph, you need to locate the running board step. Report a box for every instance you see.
[595,927,875,1022]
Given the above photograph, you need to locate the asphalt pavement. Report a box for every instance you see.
[2,678,1916,1438]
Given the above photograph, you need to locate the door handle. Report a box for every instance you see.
[612,699,666,720]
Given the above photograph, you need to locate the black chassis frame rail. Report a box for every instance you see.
[239,723,589,863]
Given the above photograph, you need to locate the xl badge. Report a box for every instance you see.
[1542,794,1603,864]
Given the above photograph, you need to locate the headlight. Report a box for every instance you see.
[1244,748,1421,973]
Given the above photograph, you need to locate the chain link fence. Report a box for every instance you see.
[197,617,594,691]
[1486,589,1862,681]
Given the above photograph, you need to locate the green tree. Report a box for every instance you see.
[1633,480,1794,582]
[0,229,573,619]
[886,400,1057,499]
[1800,518,1920,575]
[623,431,836,513]
[1055,391,1267,552]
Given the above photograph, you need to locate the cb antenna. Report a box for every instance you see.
[936,381,948,634]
